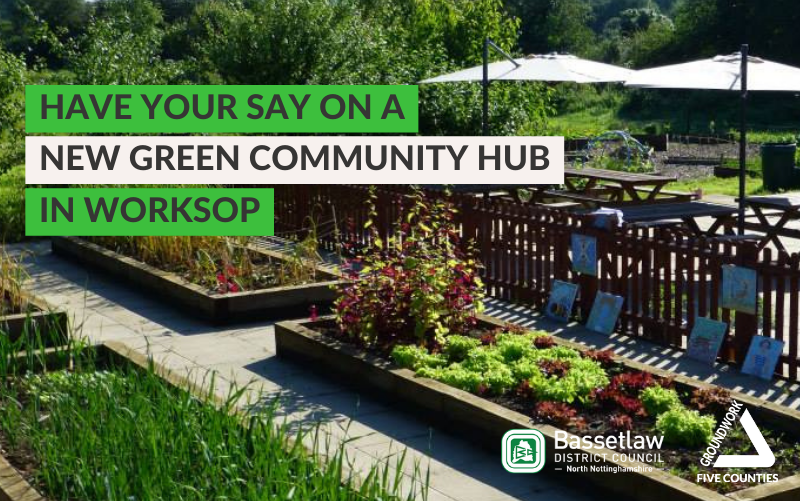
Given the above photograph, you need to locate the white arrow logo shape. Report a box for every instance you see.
[713,410,775,468]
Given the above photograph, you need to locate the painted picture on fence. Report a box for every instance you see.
[721,265,758,314]
[586,292,623,335]
[545,280,579,323]
[571,234,597,276]
[686,317,728,365]
[742,336,785,380]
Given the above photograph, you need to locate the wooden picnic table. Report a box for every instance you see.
[563,168,679,204]
[744,196,800,251]
[419,184,529,202]
[617,201,738,236]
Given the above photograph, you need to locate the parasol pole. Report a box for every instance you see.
[738,44,749,234]
[482,38,520,136]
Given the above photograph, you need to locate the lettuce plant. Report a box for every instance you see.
[391,345,447,370]
[443,335,481,362]
[656,408,716,448]
[641,386,682,416]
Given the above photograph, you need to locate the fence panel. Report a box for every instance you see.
[269,185,800,380]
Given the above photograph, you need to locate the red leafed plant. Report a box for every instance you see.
[591,371,657,417]
[535,401,585,429]
[216,263,241,294]
[516,379,532,398]
[479,332,497,346]
[533,335,556,349]
[334,188,485,349]
[609,413,634,431]
[582,349,616,366]
[538,359,571,377]
[690,387,732,412]
[610,371,656,392]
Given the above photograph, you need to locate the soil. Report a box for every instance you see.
[311,320,800,494]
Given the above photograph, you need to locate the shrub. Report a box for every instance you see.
[641,386,682,416]
[656,408,716,448]
[335,188,485,348]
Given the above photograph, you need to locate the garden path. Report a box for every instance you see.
[13,240,597,501]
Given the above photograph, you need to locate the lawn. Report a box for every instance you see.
[668,175,769,198]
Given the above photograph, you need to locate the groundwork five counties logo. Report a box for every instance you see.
[701,400,775,468]
[698,400,778,485]
[502,429,546,473]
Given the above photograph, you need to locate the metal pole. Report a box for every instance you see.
[738,44,749,234]
[482,38,489,136]
[481,38,519,137]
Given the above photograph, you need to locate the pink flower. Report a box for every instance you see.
[309,305,319,322]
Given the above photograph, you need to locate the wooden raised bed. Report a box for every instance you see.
[51,236,343,324]
[1,294,68,346]
[275,314,800,501]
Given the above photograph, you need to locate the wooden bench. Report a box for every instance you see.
[602,183,696,203]
[542,190,608,207]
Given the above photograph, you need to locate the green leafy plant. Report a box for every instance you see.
[641,386,682,416]
[656,407,716,448]
[525,356,609,404]
[391,344,447,370]
[442,335,481,362]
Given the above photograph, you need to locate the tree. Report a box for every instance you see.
[0,0,90,64]
[0,47,25,173]
[506,0,595,55]
[69,0,185,84]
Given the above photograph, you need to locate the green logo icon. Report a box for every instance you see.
[502,429,545,473]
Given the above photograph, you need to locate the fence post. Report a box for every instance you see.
[733,243,760,364]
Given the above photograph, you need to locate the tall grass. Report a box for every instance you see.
[0,165,26,242]
[0,336,426,501]
[90,234,257,287]
[0,249,27,315]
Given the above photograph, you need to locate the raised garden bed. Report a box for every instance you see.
[52,236,343,324]
[275,314,800,501]
[1,294,68,346]
[0,340,421,501]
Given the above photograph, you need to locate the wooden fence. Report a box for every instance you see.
[271,185,800,381]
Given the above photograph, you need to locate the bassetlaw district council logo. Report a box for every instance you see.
[502,429,545,473]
